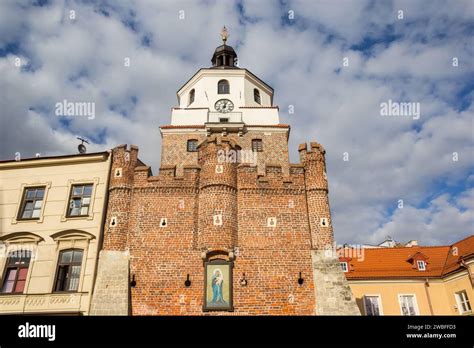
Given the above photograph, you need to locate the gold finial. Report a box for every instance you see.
[220,26,229,44]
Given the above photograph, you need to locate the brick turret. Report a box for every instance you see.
[299,142,334,250]
[103,144,138,251]
[197,136,239,251]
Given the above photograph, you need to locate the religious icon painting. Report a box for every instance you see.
[203,259,233,311]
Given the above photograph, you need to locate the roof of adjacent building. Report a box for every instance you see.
[340,235,474,280]
[0,151,110,164]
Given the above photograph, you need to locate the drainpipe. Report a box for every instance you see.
[88,151,112,314]
[424,278,434,315]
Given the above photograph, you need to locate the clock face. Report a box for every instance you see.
[214,99,234,113]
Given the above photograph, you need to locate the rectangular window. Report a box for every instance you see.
[18,187,45,220]
[340,262,348,272]
[399,295,418,315]
[455,290,472,314]
[187,139,198,152]
[364,295,382,316]
[417,260,426,271]
[252,139,263,152]
[219,118,229,123]
[1,250,32,294]
[54,249,83,292]
[67,184,93,217]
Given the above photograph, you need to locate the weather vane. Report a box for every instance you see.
[220,26,229,44]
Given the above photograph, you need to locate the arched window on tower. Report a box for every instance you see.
[218,80,230,94]
[188,89,195,106]
[254,89,261,104]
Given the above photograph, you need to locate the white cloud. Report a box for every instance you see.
[372,190,474,245]
[0,0,472,246]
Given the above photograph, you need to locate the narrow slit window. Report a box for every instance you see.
[188,89,195,106]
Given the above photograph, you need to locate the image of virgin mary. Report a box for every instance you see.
[210,268,227,305]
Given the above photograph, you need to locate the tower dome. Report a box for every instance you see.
[211,26,238,69]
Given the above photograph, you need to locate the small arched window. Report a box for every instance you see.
[254,89,261,104]
[218,80,230,94]
[188,89,195,106]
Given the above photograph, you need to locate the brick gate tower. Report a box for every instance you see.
[90,27,359,315]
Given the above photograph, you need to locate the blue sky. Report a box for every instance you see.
[0,0,472,245]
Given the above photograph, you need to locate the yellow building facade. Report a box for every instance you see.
[340,236,474,316]
[0,152,111,315]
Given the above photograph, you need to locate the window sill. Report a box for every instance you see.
[61,213,93,222]
[11,217,43,224]
[65,214,90,219]
[52,291,80,294]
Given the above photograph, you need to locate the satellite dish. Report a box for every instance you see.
[78,143,87,154]
[76,136,89,154]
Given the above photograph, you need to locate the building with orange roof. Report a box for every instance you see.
[338,235,474,315]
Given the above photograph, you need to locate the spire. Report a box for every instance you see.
[211,26,238,69]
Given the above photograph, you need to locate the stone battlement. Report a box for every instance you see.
[110,141,327,192]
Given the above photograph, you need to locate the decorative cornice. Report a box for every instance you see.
[200,184,237,193]
[133,187,198,194]
[238,188,305,195]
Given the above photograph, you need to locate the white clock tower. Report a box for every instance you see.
[160,27,289,176]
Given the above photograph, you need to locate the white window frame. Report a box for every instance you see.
[454,290,472,315]
[363,294,383,316]
[340,261,348,273]
[398,294,420,316]
[416,260,426,271]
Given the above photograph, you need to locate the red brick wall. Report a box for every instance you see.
[161,128,290,175]
[102,138,333,315]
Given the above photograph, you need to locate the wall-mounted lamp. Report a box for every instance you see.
[130,274,137,288]
[239,273,248,286]
[297,272,304,286]
[184,274,191,287]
